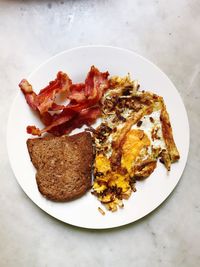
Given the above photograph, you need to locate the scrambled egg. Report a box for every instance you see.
[93,154,132,211]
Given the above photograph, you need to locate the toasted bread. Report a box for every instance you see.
[27,132,94,201]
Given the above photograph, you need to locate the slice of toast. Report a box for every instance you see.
[27,132,94,201]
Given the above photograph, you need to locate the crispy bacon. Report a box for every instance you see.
[19,72,72,114]
[49,107,101,136]
[19,66,109,136]
[85,65,109,100]
[40,112,53,126]
[66,66,109,104]
[27,125,41,136]
[49,103,66,111]
[67,83,86,102]
[40,109,77,134]
[19,80,38,110]
[37,72,72,113]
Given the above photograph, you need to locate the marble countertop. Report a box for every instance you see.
[0,0,199,266]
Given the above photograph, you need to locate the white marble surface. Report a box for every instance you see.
[0,0,200,266]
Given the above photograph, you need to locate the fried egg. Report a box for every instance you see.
[92,76,179,212]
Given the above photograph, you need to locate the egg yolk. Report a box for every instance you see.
[95,154,111,173]
[121,129,150,174]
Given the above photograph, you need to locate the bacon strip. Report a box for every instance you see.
[19,71,72,114]
[19,66,109,136]
[67,83,86,102]
[19,80,38,111]
[37,72,72,113]
[85,65,109,100]
[49,107,101,136]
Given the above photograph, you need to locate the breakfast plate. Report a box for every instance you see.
[7,46,189,229]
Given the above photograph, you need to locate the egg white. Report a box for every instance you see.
[131,110,166,151]
[103,109,166,160]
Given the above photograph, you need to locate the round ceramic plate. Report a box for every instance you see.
[7,46,189,229]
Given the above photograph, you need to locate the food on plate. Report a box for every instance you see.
[98,207,106,215]
[27,132,94,201]
[92,75,180,211]
[19,66,109,136]
[20,66,180,211]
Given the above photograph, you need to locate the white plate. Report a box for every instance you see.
[7,46,189,229]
